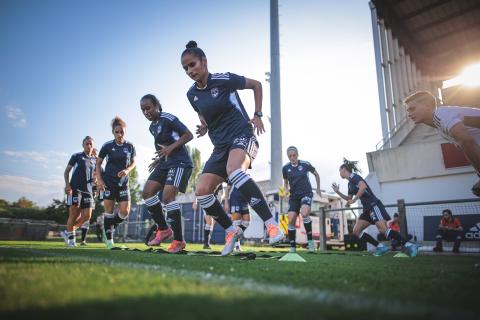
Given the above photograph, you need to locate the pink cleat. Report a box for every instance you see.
[147,228,173,246]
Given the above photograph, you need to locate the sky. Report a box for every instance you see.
[0,0,383,206]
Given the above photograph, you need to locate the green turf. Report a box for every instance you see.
[0,241,479,320]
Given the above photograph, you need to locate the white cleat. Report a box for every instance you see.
[221,227,243,256]
[267,224,285,245]
[59,230,69,244]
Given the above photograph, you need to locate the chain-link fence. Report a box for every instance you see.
[320,198,480,253]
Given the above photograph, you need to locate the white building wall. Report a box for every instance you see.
[366,133,476,204]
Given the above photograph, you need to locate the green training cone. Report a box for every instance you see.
[393,252,409,258]
[279,252,306,262]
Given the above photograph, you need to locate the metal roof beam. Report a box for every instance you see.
[401,0,453,20]
[411,3,480,33]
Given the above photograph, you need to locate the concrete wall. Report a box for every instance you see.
[366,136,476,203]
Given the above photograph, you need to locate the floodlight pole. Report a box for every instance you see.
[270,0,282,191]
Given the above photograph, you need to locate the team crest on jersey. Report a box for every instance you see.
[211,87,219,98]
[156,126,163,134]
[299,165,303,171]
[123,147,128,153]
[112,148,116,151]
[193,96,198,101]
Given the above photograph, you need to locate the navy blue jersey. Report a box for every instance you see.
[348,173,379,210]
[149,112,193,169]
[68,152,96,193]
[186,72,253,149]
[282,160,315,198]
[98,140,136,187]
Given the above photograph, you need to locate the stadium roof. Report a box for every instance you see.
[371,0,480,79]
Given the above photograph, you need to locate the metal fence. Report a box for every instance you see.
[321,198,480,253]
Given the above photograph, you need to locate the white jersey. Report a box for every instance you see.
[433,106,480,146]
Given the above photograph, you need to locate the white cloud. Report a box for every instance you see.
[0,175,64,206]
[1,150,69,163]
[5,105,27,128]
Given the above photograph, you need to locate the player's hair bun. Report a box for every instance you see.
[186,40,198,49]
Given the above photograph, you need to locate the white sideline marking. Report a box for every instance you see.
[5,248,474,319]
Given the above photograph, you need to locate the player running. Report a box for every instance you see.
[141,94,194,253]
[96,117,136,249]
[61,136,97,247]
[282,146,321,253]
[332,159,418,257]
[181,40,284,256]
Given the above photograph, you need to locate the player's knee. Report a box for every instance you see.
[119,207,130,217]
[195,185,211,197]
[142,189,155,200]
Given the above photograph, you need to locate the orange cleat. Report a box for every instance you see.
[267,224,285,245]
[167,240,186,253]
[221,226,243,256]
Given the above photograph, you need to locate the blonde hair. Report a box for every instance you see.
[403,91,437,109]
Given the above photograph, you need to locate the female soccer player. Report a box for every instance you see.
[331,159,418,257]
[224,182,251,252]
[140,94,194,253]
[181,40,284,256]
[61,136,97,247]
[96,117,136,249]
[282,146,321,253]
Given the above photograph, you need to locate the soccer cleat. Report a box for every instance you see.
[307,240,316,252]
[221,227,243,256]
[373,245,389,256]
[203,244,212,250]
[67,240,76,247]
[433,246,443,253]
[289,247,296,253]
[167,240,186,254]
[267,224,285,245]
[147,228,173,246]
[59,230,69,244]
[406,243,419,258]
[106,239,114,249]
[80,241,87,246]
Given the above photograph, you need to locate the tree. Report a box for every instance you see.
[0,199,9,208]
[129,166,142,204]
[186,145,203,193]
[13,196,37,208]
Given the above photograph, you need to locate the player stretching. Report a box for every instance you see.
[282,146,321,253]
[332,159,418,257]
[181,40,284,256]
[96,117,136,249]
[141,94,194,253]
[404,91,480,196]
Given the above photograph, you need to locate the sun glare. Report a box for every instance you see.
[444,62,480,88]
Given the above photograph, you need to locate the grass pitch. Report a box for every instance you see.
[0,241,478,320]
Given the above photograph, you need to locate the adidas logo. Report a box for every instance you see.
[194,96,198,101]
[249,197,261,206]
[465,222,480,240]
